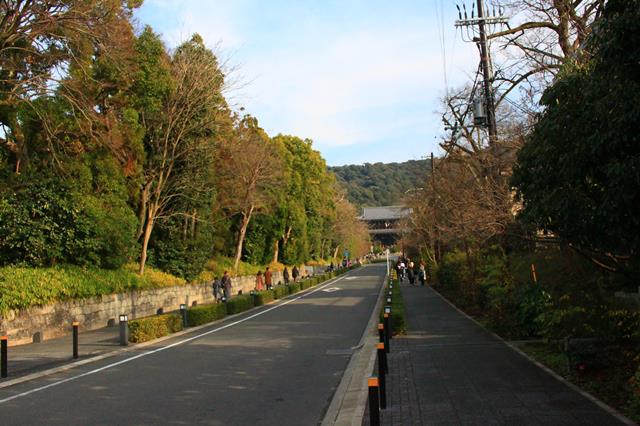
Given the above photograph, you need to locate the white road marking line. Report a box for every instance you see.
[322,287,341,293]
[0,273,355,405]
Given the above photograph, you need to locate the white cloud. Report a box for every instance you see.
[138,0,479,159]
[241,23,476,149]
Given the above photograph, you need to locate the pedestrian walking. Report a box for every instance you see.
[292,265,299,283]
[212,276,223,302]
[221,270,232,301]
[283,267,290,285]
[264,267,273,290]
[418,262,427,286]
[407,260,416,285]
[255,271,264,291]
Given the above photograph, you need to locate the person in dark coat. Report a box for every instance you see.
[221,270,232,300]
[283,267,290,284]
[407,260,415,285]
[264,267,273,290]
[292,266,299,282]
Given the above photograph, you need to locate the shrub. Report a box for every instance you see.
[287,283,301,294]
[129,313,183,343]
[253,290,275,306]
[273,285,289,299]
[0,168,136,269]
[188,303,226,326]
[226,294,254,314]
[0,263,186,315]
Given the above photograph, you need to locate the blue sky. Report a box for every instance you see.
[134,1,477,166]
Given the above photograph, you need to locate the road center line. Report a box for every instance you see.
[0,272,358,405]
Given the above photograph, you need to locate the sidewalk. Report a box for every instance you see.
[1,326,121,383]
[365,283,631,425]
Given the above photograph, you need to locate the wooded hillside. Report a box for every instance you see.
[330,160,431,206]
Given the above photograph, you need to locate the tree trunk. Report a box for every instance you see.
[233,205,254,272]
[333,244,341,262]
[272,238,279,264]
[136,182,151,241]
[139,206,155,275]
[190,210,197,239]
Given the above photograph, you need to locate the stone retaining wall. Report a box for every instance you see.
[0,269,297,347]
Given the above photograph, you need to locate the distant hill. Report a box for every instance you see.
[330,159,431,207]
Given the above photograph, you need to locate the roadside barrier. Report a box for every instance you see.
[368,377,380,426]
[119,314,129,346]
[72,322,79,359]
[378,323,385,345]
[1,336,7,378]
[383,313,391,350]
[377,343,387,409]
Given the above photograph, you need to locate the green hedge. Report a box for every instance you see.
[226,294,254,314]
[253,290,275,306]
[287,282,301,294]
[273,285,289,299]
[188,303,226,326]
[129,313,183,343]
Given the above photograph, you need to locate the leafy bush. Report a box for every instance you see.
[188,303,226,326]
[129,313,183,343]
[273,285,289,299]
[0,263,186,314]
[287,283,301,294]
[253,290,274,306]
[150,216,215,281]
[0,168,136,269]
[226,294,254,314]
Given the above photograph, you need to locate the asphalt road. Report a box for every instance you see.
[0,265,385,426]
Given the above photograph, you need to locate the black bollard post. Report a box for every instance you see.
[368,377,380,426]
[119,314,129,346]
[377,343,387,409]
[72,322,79,359]
[1,335,7,378]
[180,304,188,328]
[377,342,388,374]
[383,313,391,351]
[378,323,385,344]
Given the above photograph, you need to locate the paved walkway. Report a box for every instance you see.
[365,283,630,425]
[1,326,121,382]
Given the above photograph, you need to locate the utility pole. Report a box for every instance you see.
[455,1,508,147]
[476,0,497,145]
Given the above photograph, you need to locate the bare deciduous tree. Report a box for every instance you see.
[215,115,284,272]
[137,35,225,274]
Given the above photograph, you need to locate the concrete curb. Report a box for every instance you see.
[431,286,636,426]
[322,268,387,426]
[0,270,356,391]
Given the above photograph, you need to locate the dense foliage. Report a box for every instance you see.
[512,0,640,276]
[0,2,370,286]
[330,159,431,206]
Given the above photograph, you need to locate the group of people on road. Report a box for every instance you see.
[212,266,308,302]
[212,271,233,302]
[281,266,300,285]
[395,257,427,286]
[254,267,274,291]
